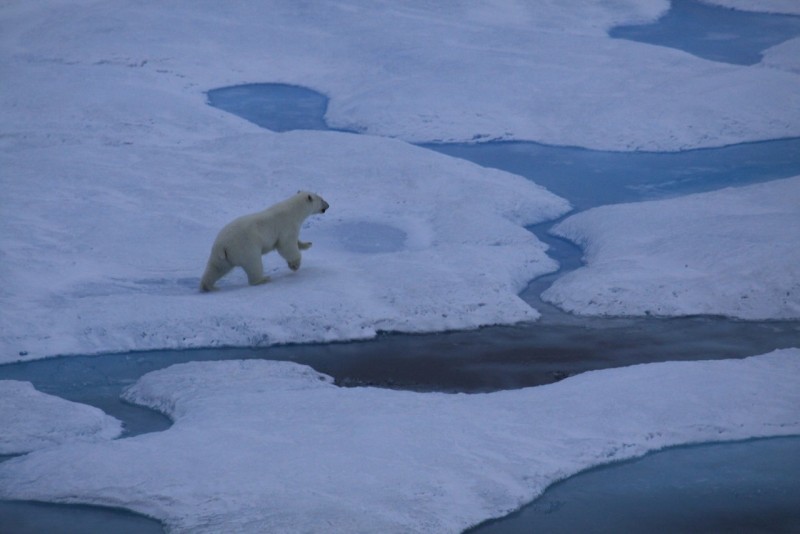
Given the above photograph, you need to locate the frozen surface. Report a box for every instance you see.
[0,131,568,362]
[0,381,121,455]
[543,176,800,319]
[0,349,798,532]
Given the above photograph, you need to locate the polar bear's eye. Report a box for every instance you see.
[307,194,313,202]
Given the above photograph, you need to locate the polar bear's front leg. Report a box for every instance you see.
[298,240,312,250]
[278,240,302,271]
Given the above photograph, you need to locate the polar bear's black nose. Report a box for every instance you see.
[321,201,330,213]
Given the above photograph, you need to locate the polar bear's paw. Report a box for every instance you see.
[288,258,302,271]
[298,241,312,250]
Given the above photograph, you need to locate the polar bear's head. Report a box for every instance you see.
[297,191,330,215]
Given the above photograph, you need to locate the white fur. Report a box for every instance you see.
[200,191,329,291]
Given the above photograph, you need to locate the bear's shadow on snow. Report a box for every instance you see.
[72,277,201,297]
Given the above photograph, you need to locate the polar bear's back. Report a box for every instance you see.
[212,196,306,254]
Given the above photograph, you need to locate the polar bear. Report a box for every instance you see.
[200,191,329,292]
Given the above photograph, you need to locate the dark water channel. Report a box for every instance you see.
[4,2,800,532]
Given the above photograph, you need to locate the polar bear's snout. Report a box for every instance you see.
[304,192,329,214]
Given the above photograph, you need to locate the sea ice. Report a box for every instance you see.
[0,381,121,455]
[0,349,797,532]
[543,176,800,319]
[0,131,568,362]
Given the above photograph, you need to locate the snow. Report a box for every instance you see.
[762,37,800,72]
[0,349,798,532]
[0,381,122,455]
[543,176,800,319]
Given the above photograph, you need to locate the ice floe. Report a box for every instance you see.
[543,176,800,319]
[0,349,797,532]
[0,380,121,455]
[0,131,568,362]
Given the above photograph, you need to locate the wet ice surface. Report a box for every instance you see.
[328,221,407,254]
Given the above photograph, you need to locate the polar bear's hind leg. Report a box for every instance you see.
[241,252,270,286]
[200,251,234,292]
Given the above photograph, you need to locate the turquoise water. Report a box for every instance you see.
[470,437,800,533]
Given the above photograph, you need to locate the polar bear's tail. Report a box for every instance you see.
[200,248,233,292]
